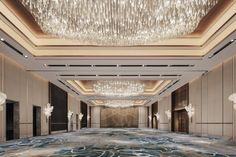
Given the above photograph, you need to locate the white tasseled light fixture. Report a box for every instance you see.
[43,103,54,121]
[20,0,218,46]
[185,104,195,118]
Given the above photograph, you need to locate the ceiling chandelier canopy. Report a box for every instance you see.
[104,100,134,108]
[20,0,218,46]
[93,80,145,97]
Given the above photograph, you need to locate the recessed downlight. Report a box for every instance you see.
[0,38,4,41]
[24,55,28,58]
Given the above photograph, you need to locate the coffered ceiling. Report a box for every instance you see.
[0,0,236,107]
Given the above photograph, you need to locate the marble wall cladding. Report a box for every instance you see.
[100,107,138,128]
[189,57,236,139]
[0,54,48,141]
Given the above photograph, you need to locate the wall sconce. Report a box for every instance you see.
[165,110,171,121]
[228,93,236,110]
[154,113,160,121]
[185,104,195,123]
[148,115,152,121]
[79,113,84,121]
[43,103,54,122]
[0,92,7,105]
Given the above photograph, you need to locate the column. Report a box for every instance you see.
[91,106,101,128]
[138,106,148,128]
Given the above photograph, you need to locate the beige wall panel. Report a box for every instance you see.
[148,106,152,128]
[19,69,28,124]
[207,65,223,123]
[233,56,236,140]
[68,94,80,131]
[138,106,147,128]
[0,55,3,140]
[208,124,223,136]
[195,124,202,134]
[0,55,49,140]
[41,81,48,135]
[191,78,202,123]
[189,78,202,133]
[159,124,169,131]
[223,124,233,138]
[223,59,233,123]
[4,58,20,101]
[20,124,28,138]
[202,124,208,135]
[158,96,171,131]
[201,75,208,123]
[0,55,2,91]
[91,106,101,128]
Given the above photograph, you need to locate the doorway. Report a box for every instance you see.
[173,110,189,133]
[76,114,79,130]
[33,106,41,136]
[80,101,87,128]
[6,100,19,141]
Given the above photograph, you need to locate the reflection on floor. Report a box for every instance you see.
[0,128,236,157]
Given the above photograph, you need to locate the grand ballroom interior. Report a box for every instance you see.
[0,0,236,156]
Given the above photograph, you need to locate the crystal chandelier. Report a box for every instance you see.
[20,0,218,46]
[104,100,134,108]
[93,80,145,97]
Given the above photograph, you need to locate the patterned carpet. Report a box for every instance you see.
[0,128,236,157]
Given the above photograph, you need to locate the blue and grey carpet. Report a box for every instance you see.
[0,128,236,156]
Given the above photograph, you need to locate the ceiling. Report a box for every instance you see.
[0,0,236,107]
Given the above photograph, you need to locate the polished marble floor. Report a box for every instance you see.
[0,128,236,157]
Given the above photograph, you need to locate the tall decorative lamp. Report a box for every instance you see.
[154,113,160,129]
[43,103,54,122]
[43,103,54,134]
[68,110,73,132]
